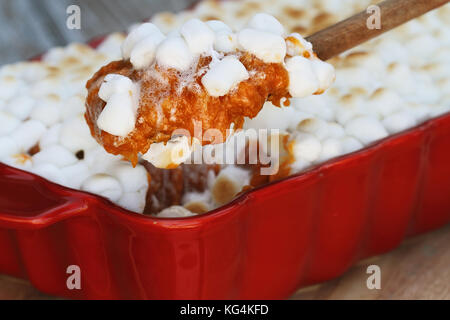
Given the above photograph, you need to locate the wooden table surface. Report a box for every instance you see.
[0,0,449,300]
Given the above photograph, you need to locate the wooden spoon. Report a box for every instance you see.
[306,0,449,61]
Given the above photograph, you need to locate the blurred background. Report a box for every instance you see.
[0,0,197,65]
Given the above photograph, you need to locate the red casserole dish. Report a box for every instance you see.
[1,27,450,298]
[1,108,450,299]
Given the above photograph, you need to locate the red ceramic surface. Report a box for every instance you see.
[1,34,450,299]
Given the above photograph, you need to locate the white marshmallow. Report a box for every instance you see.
[5,95,35,120]
[201,56,249,97]
[286,33,313,57]
[60,161,90,189]
[318,138,343,162]
[156,36,195,71]
[32,145,78,168]
[326,122,345,139]
[293,95,335,122]
[285,56,320,97]
[345,116,388,145]
[32,163,66,186]
[158,206,195,218]
[10,119,46,151]
[340,137,364,154]
[118,190,147,213]
[109,161,148,192]
[81,174,123,202]
[310,59,335,92]
[97,33,126,60]
[247,13,285,36]
[214,30,238,53]
[0,111,20,135]
[238,28,286,63]
[59,116,98,152]
[98,74,136,102]
[382,111,417,134]
[142,135,192,169]
[84,147,123,174]
[122,23,164,60]
[30,99,61,127]
[291,132,322,162]
[130,32,166,69]
[0,76,23,100]
[369,89,404,118]
[297,118,329,140]
[206,20,232,33]
[212,165,249,205]
[97,93,136,137]
[0,136,19,159]
[289,157,311,173]
[60,95,85,121]
[180,19,215,55]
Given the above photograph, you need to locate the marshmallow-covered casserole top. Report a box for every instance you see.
[0,0,449,217]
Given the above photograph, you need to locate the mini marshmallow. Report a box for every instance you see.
[60,95,85,121]
[180,19,215,54]
[39,123,61,149]
[369,88,404,118]
[158,205,195,218]
[247,13,285,36]
[97,33,126,60]
[32,145,78,168]
[32,163,66,186]
[118,190,147,213]
[0,76,23,101]
[6,95,35,120]
[97,93,136,137]
[212,165,249,205]
[214,30,238,53]
[0,111,20,135]
[382,111,417,134]
[340,136,364,154]
[142,135,192,168]
[429,105,450,118]
[84,146,124,174]
[206,20,232,33]
[289,157,311,173]
[404,103,431,123]
[98,74,136,102]
[156,36,195,71]
[297,118,329,140]
[285,56,320,97]
[60,161,90,189]
[310,59,335,92]
[130,32,166,69]
[201,56,249,97]
[182,191,211,214]
[285,33,313,57]
[291,132,322,162]
[81,174,123,202]
[0,136,19,159]
[326,122,345,139]
[318,138,343,162]
[10,119,46,151]
[293,95,335,122]
[122,23,164,60]
[30,99,61,127]
[238,28,286,63]
[345,116,388,145]
[59,116,98,152]
[109,161,148,192]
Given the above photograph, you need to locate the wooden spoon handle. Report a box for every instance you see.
[306,0,449,61]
